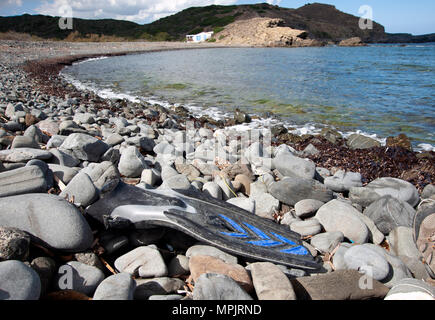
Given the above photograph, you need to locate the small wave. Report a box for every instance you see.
[60,71,434,153]
[73,56,109,65]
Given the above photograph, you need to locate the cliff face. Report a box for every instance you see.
[214,18,322,47]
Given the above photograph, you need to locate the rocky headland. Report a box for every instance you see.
[0,40,434,301]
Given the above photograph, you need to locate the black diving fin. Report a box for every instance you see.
[87,182,321,271]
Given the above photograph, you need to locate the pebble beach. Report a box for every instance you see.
[0,40,434,301]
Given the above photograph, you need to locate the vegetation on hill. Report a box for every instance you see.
[0,3,432,43]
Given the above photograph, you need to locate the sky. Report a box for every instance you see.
[0,0,434,35]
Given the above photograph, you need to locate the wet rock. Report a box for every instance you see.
[193,273,253,300]
[0,227,30,261]
[0,260,41,300]
[386,134,412,151]
[0,194,93,252]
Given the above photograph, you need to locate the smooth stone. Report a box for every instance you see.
[186,245,238,265]
[134,277,185,300]
[73,112,95,125]
[93,273,135,300]
[105,133,124,146]
[74,252,104,271]
[362,243,413,288]
[384,278,435,300]
[315,200,369,244]
[280,211,301,226]
[193,273,253,301]
[310,231,344,253]
[114,246,168,278]
[250,192,280,220]
[55,261,105,296]
[269,177,333,206]
[0,148,52,163]
[346,134,381,150]
[0,165,47,198]
[48,164,79,184]
[160,174,191,190]
[11,136,40,149]
[290,219,322,237]
[294,199,325,218]
[421,184,435,199]
[174,163,201,182]
[59,133,109,162]
[36,120,59,136]
[189,255,253,293]
[331,243,353,270]
[350,177,419,207]
[324,170,362,192]
[140,168,161,187]
[168,255,190,277]
[49,149,80,167]
[0,194,93,252]
[249,262,296,300]
[344,245,390,281]
[227,197,255,214]
[234,174,252,195]
[60,172,99,207]
[161,165,179,181]
[302,144,320,156]
[290,270,389,300]
[202,182,222,199]
[118,146,148,178]
[364,196,416,235]
[273,153,316,180]
[82,161,120,194]
[47,135,67,149]
[0,260,41,300]
[192,159,219,176]
[0,227,30,261]
[387,227,422,261]
[350,208,385,245]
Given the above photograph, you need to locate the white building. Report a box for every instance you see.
[186,31,214,43]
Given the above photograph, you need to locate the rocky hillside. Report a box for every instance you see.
[0,3,433,43]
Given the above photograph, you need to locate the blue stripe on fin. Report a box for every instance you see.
[280,246,310,256]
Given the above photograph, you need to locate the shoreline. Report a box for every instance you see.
[0,40,434,301]
[14,40,434,192]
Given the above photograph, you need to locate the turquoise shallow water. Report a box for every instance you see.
[62,44,435,150]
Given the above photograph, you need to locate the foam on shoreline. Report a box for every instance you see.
[60,60,435,153]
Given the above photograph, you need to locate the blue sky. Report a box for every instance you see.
[0,0,434,35]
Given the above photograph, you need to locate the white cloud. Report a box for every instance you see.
[35,0,238,24]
